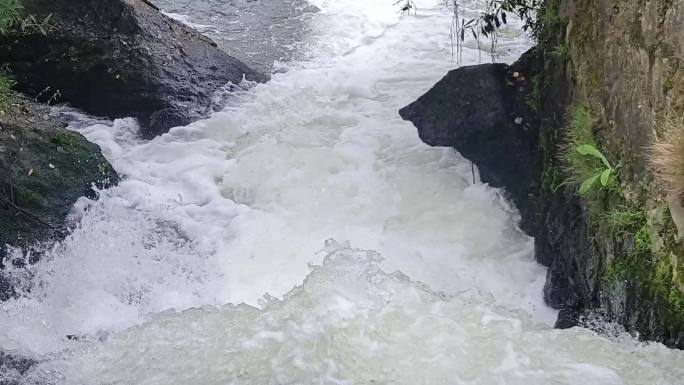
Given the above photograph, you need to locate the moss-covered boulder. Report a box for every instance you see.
[0,94,118,271]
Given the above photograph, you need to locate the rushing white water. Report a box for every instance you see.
[2,0,684,384]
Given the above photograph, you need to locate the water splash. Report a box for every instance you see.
[23,241,684,384]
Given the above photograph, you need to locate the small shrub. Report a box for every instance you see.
[551,43,570,59]
[0,0,21,108]
[567,105,594,142]
[634,225,652,254]
[0,73,15,107]
[605,206,651,254]
[650,117,684,202]
[19,13,53,36]
[605,206,645,230]
[0,0,22,33]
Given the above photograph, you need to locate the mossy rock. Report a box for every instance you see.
[0,94,118,268]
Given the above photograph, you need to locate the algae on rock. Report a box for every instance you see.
[533,0,684,347]
[0,94,118,270]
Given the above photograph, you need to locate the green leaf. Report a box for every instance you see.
[576,144,611,168]
[600,168,612,186]
[579,173,600,195]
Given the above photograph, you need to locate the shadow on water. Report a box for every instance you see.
[152,0,319,73]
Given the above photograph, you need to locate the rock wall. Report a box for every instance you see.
[535,0,684,347]
[401,0,684,348]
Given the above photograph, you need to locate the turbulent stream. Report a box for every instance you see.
[2,0,684,384]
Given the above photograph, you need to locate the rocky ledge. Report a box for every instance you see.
[0,0,266,138]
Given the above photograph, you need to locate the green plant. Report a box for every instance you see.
[605,258,629,286]
[634,225,652,254]
[0,0,22,34]
[563,105,616,195]
[0,73,14,106]
[551,43,570,59]
[0,0,22,107]
[575,143,615,194]
[605,206,646,230]
[605,205,651,254]
[526,74,541,111]
[537,0,559,32]
[19,12,53,36]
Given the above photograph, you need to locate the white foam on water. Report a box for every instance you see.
[2,0,684,383]
[22,242,684,384]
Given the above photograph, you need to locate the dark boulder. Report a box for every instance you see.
[399,50,541,233]
[0,0,266,138]
[0,95,118,276]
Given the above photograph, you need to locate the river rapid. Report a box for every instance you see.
[2,0,684,384]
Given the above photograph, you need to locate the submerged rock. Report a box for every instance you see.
[399,50,540,234]
[0,351,37,385]
[0,0,266,138]
[0,95,118,275]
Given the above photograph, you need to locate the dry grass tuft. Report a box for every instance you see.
[650,117,684,202]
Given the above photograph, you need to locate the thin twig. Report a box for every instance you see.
[1,196,60,232]
[2,156,60,233]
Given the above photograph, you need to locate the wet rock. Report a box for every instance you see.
[0,95,118,276]
[0,0,267,138]
[399,63,512,147]
[399,49,541,234]
[676,333,684,350]
[555,308,581,329]
[0,351,37,385]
